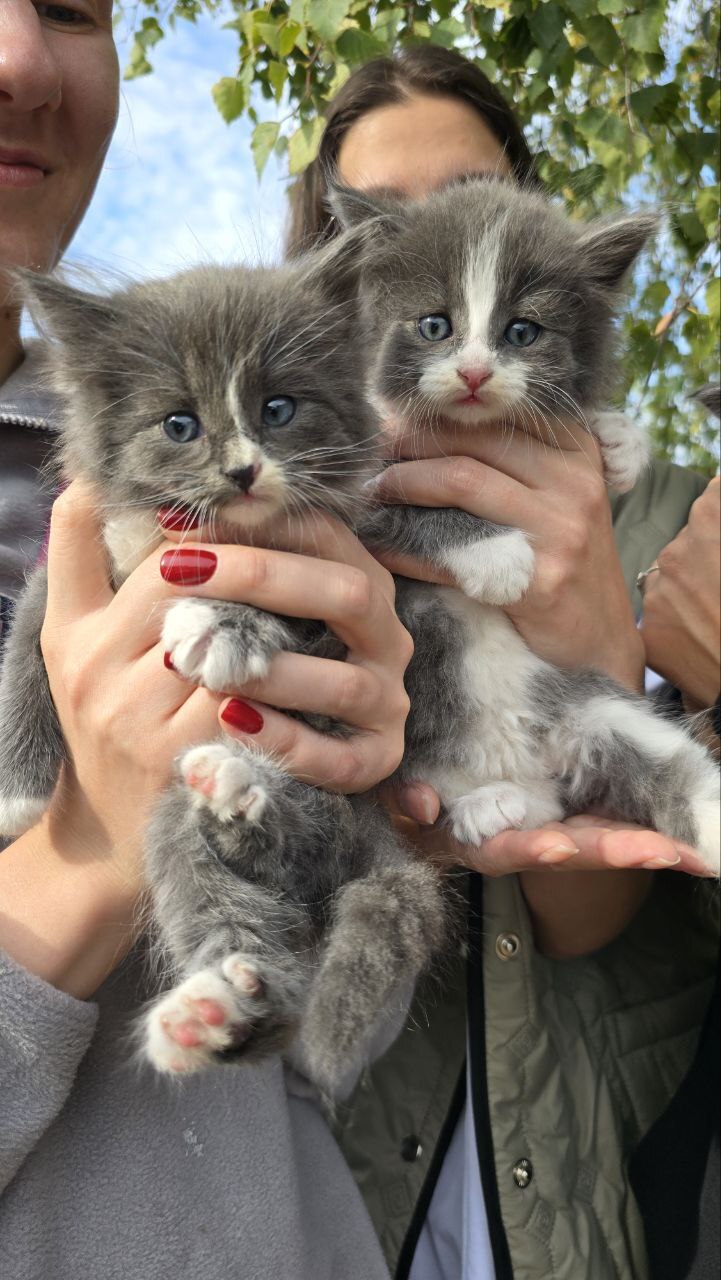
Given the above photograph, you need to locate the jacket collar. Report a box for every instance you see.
[0,342,58,433]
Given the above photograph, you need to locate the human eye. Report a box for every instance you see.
[35,3,94,29]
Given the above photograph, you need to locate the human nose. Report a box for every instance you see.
[0,1,63,112]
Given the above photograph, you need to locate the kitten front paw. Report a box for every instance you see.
[591,411,651,493]
[163,598,287,690]
[440,531,534,604]
[180,744,268,823]
[143,957,265,1075]
[449,783,528,844]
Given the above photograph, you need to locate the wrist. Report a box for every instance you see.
[0,810,143,999]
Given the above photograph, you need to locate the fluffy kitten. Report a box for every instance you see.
[0,243,445,1090]
[333,177,720,870]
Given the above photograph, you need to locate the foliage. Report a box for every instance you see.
[120,0,720,471]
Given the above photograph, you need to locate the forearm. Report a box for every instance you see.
[0,811,142,1000]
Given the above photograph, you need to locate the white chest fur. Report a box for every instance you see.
[104,511,164,583]
[424,588,548,798]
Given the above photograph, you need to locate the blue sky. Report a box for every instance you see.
[69,8,289,279]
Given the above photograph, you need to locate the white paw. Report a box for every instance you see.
[162,599,271,691]
[180,744,268,823]
[441,531,534,604]
[592,411,650,493]
[449,783,528,844]
[692,795,721,877]
[143,957,263,1075]
[0,791,47,837]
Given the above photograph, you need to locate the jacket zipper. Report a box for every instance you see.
[0,413,56,432]
[468,873,515,1280]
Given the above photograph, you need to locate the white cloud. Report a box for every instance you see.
[69,11,289,282]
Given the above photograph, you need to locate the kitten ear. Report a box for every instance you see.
[693,384,721,419]
[329,183,405,234]
[576,210,659,291]
[302,223,376,302]
[17,270,122,356]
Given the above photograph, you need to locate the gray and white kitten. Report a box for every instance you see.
[334,177,720,871]
[0,243,445,1090]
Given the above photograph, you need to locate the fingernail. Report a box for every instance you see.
[642,855,682,869]
[157,507,200,531]
[160,548,217,585]
[407,788,437,825]
[163,651,176,671]
[221,699,264,735]
[538,843,580,864]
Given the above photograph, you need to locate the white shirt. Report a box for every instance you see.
[409,1060,496,1280]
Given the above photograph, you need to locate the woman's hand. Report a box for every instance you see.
[640,476,720,710]
[370,416,644,690]
[0,481,412,996]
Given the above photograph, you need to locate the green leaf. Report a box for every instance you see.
[124,16,164,80]
[574,15,622,66]
[629,82,680,125]
[278,19,303,57]
[267,61,287,104]
[706,277,720,322]
[429,16,466,48]
[307,0,351,43]
[212,76,248,124]
[528,3,566,52]
[596,0,625,13]
[335,27,386,64]
[287,117,325,174]
[251,122,280,178]
[620,8,664,54]
[696,186,720,237]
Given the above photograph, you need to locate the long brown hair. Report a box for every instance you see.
[285,44,538,258]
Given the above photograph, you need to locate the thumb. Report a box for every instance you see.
[395,781,441,826]
[46,478,113,620]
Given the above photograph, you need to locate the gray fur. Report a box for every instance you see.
[0,247,447,1091]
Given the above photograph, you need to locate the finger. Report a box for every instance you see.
[479,822,714,875]
[216,697,399,794]
[161,509,397,606]
[111,542,404,666]
[188,650,388,730]
[395,782,441,826]
[372,548,453,587]
[389,418,602,485]
[372,457,536,527]
[45,480,114,620]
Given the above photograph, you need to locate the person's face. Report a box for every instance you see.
[0,1,119,276]
[337,93,511,199]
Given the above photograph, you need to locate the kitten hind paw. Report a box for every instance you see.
[143,957,265,1075]
[180,744,268,823]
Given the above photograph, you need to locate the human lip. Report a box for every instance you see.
[0,148,49,189]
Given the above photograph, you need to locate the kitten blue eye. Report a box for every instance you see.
[163,412,202,443]
[504,319,542,347]
[262,396,296,428]
[418,314,452,342]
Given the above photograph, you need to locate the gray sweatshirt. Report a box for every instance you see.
[0,352,391,1280]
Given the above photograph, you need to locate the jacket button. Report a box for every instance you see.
[400,1135,423,1162]
[513,1158,533,1188]
[495,932,521,960]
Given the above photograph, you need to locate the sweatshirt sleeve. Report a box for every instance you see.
[0,948,98,1191]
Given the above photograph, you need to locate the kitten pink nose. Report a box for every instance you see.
[225,464,259,494]
[457,367,492,392]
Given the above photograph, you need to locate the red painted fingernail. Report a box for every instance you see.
[160,549,217,585]
[157,507,200,531]
[163,651,176,671]
[221,699,264,735]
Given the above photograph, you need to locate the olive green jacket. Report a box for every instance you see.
[336,459,718,1280]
